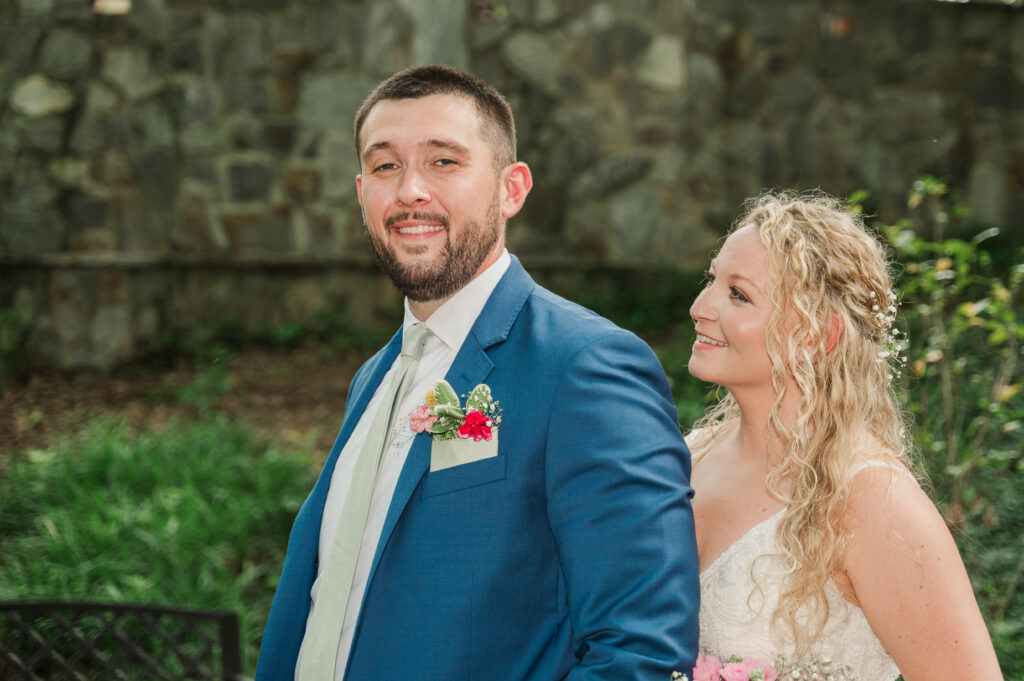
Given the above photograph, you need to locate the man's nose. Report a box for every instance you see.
[396,168,430,206]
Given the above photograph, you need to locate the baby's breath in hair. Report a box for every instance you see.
[869,288,908,380]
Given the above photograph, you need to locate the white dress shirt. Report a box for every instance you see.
[296,250,511,681]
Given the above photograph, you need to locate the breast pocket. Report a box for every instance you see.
[420,453,508,498]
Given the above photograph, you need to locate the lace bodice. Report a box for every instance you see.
[699,509,900,681]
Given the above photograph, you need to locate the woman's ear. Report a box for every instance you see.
[825,312,843,355]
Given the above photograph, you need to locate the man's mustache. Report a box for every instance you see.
[384,212,450,229]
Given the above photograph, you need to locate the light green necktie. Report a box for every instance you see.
[298,323,431,681]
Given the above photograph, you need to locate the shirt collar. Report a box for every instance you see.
[402,249,512,352]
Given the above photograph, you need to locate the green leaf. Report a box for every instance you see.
[433,404,465,420]
[428,416,459,440]
[988,326,1008,345]
[971,227,1001,245]
[430,379,459,406]
[847,189,870,205]
[465,384,493,412]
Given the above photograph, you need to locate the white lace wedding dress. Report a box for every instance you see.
[698,507,900,680]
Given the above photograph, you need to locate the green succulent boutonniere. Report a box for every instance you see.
[408,379,502,441]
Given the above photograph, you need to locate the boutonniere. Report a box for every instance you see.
[409,379,502,441]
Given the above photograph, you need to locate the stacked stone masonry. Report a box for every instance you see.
[1,0,1021,369]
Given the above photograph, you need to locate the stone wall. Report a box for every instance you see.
[2,0,1022,370]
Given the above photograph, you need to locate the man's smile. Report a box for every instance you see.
[393,223,446,236]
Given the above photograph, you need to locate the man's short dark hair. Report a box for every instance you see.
[354,64,517,170]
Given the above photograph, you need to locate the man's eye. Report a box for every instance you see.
[434,158,457,167]
[373,162,398,172]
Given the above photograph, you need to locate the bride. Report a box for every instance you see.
[687,192,1003,680]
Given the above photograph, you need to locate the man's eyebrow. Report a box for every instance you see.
[362,141,392,161]
[422,138,470,155]
[361,138,471,162]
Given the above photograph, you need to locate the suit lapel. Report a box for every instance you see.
[363,257,536,588]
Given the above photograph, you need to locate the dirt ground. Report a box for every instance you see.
[0,344,365,462]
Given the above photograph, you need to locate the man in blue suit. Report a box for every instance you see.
[256,64,698,681]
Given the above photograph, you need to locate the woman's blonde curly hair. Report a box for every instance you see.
[692,190,916,656]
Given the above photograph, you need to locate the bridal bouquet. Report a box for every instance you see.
[687,653,777,681]
[672,653,857,681]
[772,655,858,681]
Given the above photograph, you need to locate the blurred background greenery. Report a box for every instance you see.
[2,179,1021,674]
[1,0,1022,677]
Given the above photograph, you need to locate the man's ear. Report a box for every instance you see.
[825,312,842,355]
[500,162,532,219]
[356,174,363,207]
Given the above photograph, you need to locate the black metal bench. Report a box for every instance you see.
[0,601,244,681]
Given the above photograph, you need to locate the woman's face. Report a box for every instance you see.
[688,224,777,392]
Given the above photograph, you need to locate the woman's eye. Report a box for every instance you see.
[729,286,750,303]
[702,271,715,286]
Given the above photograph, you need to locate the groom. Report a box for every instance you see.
[255,65,698,681]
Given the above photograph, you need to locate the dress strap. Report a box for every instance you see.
[849,458,916,482]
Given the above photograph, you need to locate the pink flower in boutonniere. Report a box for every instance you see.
[457,410,493,441]
[409,404,437,433]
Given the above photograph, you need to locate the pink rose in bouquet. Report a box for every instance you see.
[692,654,724,681]
[689,653,777,681]
[720,658,777,681]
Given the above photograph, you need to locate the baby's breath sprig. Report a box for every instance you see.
[774,654,857,681]
[869,289,907,380]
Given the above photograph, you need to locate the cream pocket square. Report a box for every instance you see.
[430,433,499,472]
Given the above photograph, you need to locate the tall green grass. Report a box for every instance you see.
[0,416,316,672]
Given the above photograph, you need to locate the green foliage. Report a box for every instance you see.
[567,265,703,340]
[0,416,317,673]
[266,307,399,354]
[177,344,234,411]
[141,343,235,414]
[140,303,399,370]
[871,180,1023,676]
[0,306,29,382]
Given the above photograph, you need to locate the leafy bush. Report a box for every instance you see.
[868,179,1023,676]
[0,416,317,673]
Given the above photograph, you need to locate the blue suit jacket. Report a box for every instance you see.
[256,258,699,680]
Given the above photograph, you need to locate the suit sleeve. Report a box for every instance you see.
[544,329,699,680]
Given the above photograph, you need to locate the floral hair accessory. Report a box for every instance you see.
[410,379,502,442]
[870,288,907,380]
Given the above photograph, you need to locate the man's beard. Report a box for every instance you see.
[365,195,503,302]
